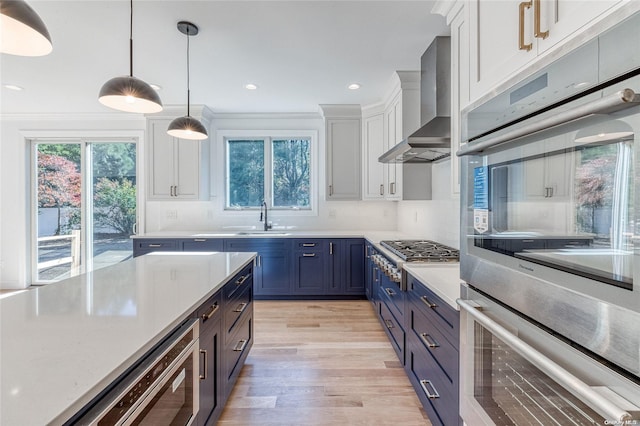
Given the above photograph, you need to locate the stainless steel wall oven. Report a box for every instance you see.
[458,11,640,425]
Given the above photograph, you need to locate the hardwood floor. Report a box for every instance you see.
[218,300,430,425]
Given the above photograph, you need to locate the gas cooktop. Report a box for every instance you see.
[380,240,460,262]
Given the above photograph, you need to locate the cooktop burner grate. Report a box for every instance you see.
[380,240,459,262]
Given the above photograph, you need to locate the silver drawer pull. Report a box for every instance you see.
[385,288,396,297]
[420,380,440,399]
[302,243,316,247]
[233,339,248,352]
[234,302,248,313]
[384,319,394,329]
[148,244,162,248]
[420,333,440,348]
[199,349,207,380]
[194,238,207,242]
[303,253,316,257]
[421,295,437,308]
[235,274,250,285]
[201,303,220,322]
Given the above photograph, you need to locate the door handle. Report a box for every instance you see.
[519,1,533,51]
[533,0,548,39]
[199,349,207,380]
[380,184,384,196]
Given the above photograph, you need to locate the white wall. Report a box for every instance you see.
[396,158,460,249]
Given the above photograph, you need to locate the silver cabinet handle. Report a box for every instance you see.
[385,287,396,297]
[457,299,640,422]
[199,349,207,380]
[458,89,640,157]
[257,256,261,267]
[379,184,384,196]
[384,319,394,329]
[148,244,162,248]
[234,302,248,313]
[194,238,207,242]
[329,185,333,196]
[329,242,334,255]
[303,253,316,257]
[302,243,316,247]
[233,339,248,352]
[420,333,440,348]
[235,274,250,285]
[421,295,437,308]
[201,303,220,322]
[390,182,396,195]
[420,380,440,399]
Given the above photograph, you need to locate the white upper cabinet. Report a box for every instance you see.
[468,0,624,103]
[362,72,421,201]
[321,105,362,201]
[147,108,211,200]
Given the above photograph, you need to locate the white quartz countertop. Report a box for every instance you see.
[0,251,255,426]
[133,230,414,240]
[403,263,462,310]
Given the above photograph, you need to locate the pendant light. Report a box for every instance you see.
[98,0,162,114]
[0,0,52,56]
[167,21,208,140]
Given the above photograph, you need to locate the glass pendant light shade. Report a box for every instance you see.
[99,75,163,113]
[168,21,208,141]
[168,115,208,140]
[98,0,162,114]
[0,0,53,56]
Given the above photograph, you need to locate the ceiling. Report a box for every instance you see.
[1,1,448,115]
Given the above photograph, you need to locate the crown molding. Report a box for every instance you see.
[318,104,362,119]
[0,112,146,122]
[211,111,322,120]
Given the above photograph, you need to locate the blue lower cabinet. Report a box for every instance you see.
[224,239,292,298]
[327,239,365,296]
[293,240,328,295]
[181,238,223,252]
[133,239,178,257]
[378,293,405,363]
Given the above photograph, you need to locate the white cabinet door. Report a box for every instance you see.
[385,96,402,200]
[148,118,201,200]
[326,118,361,200]
[362,114,385,199]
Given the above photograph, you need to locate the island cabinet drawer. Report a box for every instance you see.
[196,291,222,334]
[224,288,251,341]
[133,239,178,256]
[224,312,252,394]
[407,274,459,346]
[378,275,405,325]
[378,296,404,363]
[408,307,459,389]
[224,264,253,301]
[407,345,459,426]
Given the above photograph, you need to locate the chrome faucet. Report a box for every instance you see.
[260,201,272,231]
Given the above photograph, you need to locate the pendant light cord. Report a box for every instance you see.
[186,26,191,117]
[129,0,133,77]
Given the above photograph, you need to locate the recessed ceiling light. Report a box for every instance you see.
[245,83,258,90]
[149,84,162,91]
[4,84,23,91]
[348,83,361,90]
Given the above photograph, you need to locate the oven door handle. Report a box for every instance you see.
[457,299,640,423]
[457,88,640,157]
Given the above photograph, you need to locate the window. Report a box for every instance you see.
[32,139,138,283]
[225,133,314,211]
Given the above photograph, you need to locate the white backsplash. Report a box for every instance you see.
[396,158,461,249]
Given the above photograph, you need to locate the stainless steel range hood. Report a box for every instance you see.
[379,36,451,163]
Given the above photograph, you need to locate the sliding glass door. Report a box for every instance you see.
[33,139,137,283]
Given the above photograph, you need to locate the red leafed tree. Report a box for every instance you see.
[38,152,81,235]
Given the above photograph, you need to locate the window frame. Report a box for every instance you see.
[220,130,318,216]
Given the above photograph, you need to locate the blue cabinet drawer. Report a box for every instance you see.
[224,312,252,390]
[293,239,326,251]
[407,344,459,426]
[407,274,459,347]
[133,239,178,257]
[409,307,459,388]
[196,291,222,335]
[224,264,253,301]
[378,295,404,363]
[224,288,251,343]
[378,274,405,325]
[181,238,223,252]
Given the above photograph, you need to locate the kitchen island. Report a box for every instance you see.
[0,251,255,426]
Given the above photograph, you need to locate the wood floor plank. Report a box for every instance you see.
[218,300,430,425]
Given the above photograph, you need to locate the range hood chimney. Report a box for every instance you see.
[379,36,451,163]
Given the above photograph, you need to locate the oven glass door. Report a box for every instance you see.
[459,288,640,426]
[464,95,640,293]
[124,348,197,426]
